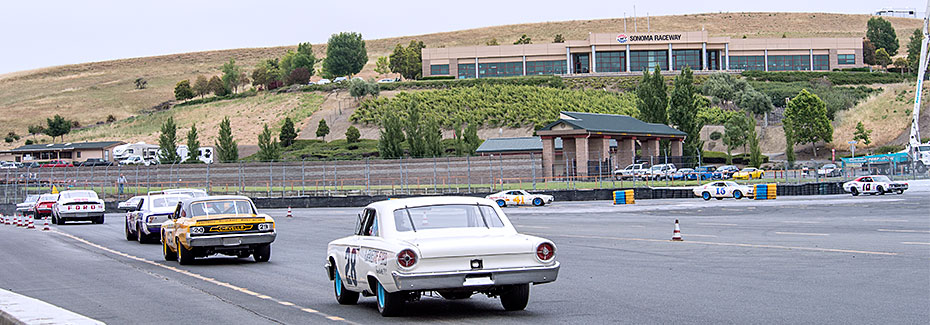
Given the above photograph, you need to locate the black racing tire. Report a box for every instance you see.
[851,187,859,196]
[333,270,359,305]
[500,283,530,311]
[125,220,135,241]
[702,192,711,201]
[733,190,743,200]
[253,244,271,262]
[496,200,507,208]
[439,291,474,300]
[376,281,404,317]
[163,234,177,261]
[532,198,544,206]
[877,186,885,195]
[177,238,194,265]
[896,189,904,194]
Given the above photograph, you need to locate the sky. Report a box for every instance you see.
[0,0,924,74]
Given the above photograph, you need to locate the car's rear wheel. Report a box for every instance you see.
[733,190,743,200]
[702,192,711,201]
[333,271,359,305]
[125,221,134,241]
[93,216,104,224]
[376,281,404,317]
[253,244,271,262]
[532,198,544,206]
[500,283,530,311]
[176,238,194,265]
[496,200,506,208]
[163,234,177,261]
[851,187,859,196]
[897,189,904,194]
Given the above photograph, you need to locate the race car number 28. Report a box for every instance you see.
[344,247,358,286]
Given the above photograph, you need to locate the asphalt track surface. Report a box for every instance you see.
[1,182,928,324]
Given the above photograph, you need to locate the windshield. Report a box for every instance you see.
[167,189,207,197]
[871,175,892,182]
[189,200,255,217]
[822,164,836,169]
[679,169,693,173]
[740,168,754,172]
[393,204,505,232]
[24,195,39,203]
[148,195,187,209]
[39,194,58,202]
[61,191,98,200]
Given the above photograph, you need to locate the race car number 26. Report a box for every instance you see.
[344,247,358,286]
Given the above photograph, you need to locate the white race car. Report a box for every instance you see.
[118,196,144,211]
[485,190,554,207]
[52,190,105,224]
[325,197,560,316]
[692,181,754,200]
[843,175,908,196]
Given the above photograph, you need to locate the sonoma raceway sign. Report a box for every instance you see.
[617,34,682,43]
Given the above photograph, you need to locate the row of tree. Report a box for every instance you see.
[156,117,238,164]
[378,101,481,159]
[863,16,925,73]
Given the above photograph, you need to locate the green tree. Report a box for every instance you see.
[389,40,425,80]
[375,56,390,75]
[463,123,481,155]
[893,57,909,74]
[134,77,147,89]
[423,117,442,157]
[875,48,892,70]
[193,75,209,99]
[668,67,704,157]
[286,67,311,85]
[158,117,181,163]
[316,119,330,141]
[44,115,71,142]
[345,125,360,143]
[739,89,774,116]
[349,78,368,100]
[722,113,750,164]
[863,39,877,65]
[174,80,195,100]
[867,17,899,56]
[252,59,282,90]
[221,59,241,94]
[514,34,532,45]
[405,103,426,157]
[553,34,565,43]
[28,125,45,141]
[701,72,749,106]
[907,29,923,72]
[378,112,405,159]
[208,75,227,96]
[215,117,238,163]
[279,117,297,147]
[185,123,201,163]
[784,125,796,167]
[853,121,872,146]
[784,89,833,157]
[324,32,368,77]
[256,124,281,161]
[280,42,316,78]
[636,65,668,125]
[748,120,763,168]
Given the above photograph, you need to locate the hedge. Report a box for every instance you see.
[174,90,258,107]
[290,75,565,93]
[741,71,908,85]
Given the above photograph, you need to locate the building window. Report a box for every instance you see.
[478,62,523,78]
[595,51,625,73]
[767,55,811,71]
[672,49,701,70]
[59,152,72,159]
[430,64,449,75]
[76,152,81,158]
[458,63,476,79]
[525,60,567,75]
[837,54,855,65]
[730,56,765,71]
[630,50,668,71]
[813,55,830,70]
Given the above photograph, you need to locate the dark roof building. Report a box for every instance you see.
[2,141,124,163]
[476,136,618,155]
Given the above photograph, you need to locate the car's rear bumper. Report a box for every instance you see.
[58,212,104,220]
[391,262,560,291]
[187,232,276,248]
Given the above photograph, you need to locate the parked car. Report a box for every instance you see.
[671,168,694,181]
[817,163,842,177]
[843,175,908,196]
[316,79,331,85]
[325,196,559,316]
[485,190,554,207]
[161,195,276,264]
[688,166,721,181]
[0,161,18,169]
[693,181,754,200]
[118,196,144,211]
[148,188,208,198]
[78,158,114,167]
[51,190,105,224]
[733,167,764,180]
[645,163,677,180]
[377,78,396,83]
[21,162,41,169]
[17,195,40,218]
[119,156,153,166]
[125,194,190,243]
[333,76,348,83]
[717,165,740,179]
[613,163,649,180]
[40,160,73,168]
[33,193,59,219]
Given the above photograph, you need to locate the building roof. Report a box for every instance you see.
[5,141,124,153]
[539,111,686,137]
[476,136,617,153]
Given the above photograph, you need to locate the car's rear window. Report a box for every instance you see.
[60,191,98,200]
[189,200,254,217]
[871,175,892,182]
[148,195,187,209]
[393,205,505,232]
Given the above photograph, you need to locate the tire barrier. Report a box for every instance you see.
[613,190,635,205]
[754,184,777,200]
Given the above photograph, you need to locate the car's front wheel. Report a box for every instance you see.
[532,198,544,206]
[500,283,530,311]
[333,272,359,305]
[733,190,743,200]
[176,238,194,265]
[376,281,404,317]
[877,186,885,195]
[253,244,271,262]
[496,200,507,208]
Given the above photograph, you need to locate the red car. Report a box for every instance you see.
[40,160,73,167]
[33,193,59,218]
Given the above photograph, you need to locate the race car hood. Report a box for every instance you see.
[399,232,537,258]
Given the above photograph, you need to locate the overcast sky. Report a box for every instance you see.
[0,0,924,74]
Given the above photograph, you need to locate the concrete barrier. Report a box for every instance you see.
[0,288,104,325]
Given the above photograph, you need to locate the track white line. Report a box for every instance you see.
[684,234,718,238]
[781,221,822,224]
[878,229,930,233]
[901,242,930,245]
[863,218,909,222]
[697,223,738,226]
[775,232,829,236]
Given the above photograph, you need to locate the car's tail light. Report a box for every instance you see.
[397,249,417,268]
[536,242,555,261]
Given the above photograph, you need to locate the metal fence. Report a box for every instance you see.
[1,154,927,204]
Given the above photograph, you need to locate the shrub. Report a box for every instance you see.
[420,76,455,80]
[874,145,904,154]
[741,71,906,85]
[106,114,116,123]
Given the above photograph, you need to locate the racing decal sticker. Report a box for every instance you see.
[716,188,726,195]
[864,183,871,191]
[362,249,389,266]
[344,247,358,286]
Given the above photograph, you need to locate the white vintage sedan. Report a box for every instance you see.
[52,190,105,224]
[485,190,554,207]
[325,196,560,316]
[843,175,908,195]
[692,181,754,200]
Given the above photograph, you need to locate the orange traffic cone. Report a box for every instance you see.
[671,219,683,241]
[287,207,293,218]
[42,217,50,231]
[27,218,35,229]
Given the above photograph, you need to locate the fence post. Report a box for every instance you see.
[432,156,438,194]
[365,158,370,196]
[282,162,286,198]
[499,154,504,190]
[302,159,307,197]
[268,160,273,197]
[466,156,471,193]
[334,161,338,193]
[488,155,494,192]
[531,152,536,191]
[206,163,211,193]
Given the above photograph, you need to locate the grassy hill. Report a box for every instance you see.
[0,12,922,150]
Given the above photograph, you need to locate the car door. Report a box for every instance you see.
[356,208,388,290]
[131,198,145,229]
[712,182,728,197]
[507,191,525,205]
[164,202,183,249]
[340,209,371,290]
[859,177,874,193]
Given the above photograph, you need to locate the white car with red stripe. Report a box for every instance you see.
[843,175,908,196]
[324,196,559,316]
[51,190,105,225]
[485,190,554,207]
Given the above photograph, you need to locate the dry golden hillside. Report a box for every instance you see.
[0,12,921,149]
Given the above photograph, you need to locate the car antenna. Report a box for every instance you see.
[404,205,417,232]
[475,202,490,228]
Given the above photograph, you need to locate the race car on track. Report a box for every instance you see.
[485,190,554,207]
[325,196,560,316]
[161,195,276,264]
[693,181,754,200]
[17,195,39,218]
[33,193,59,219]
[51,190,105,224]
[118,196,144,211]
[843,175,908,196]
[732,167,764,180]
[125,194,190,243]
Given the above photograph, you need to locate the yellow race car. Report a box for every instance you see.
[161,195,276,264]
[732,167,764,180]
